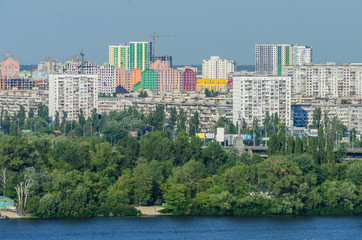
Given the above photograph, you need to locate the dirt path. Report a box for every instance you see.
[135,206,165,216]
[0,210,24,219]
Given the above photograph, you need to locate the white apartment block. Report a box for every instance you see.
[98,64,115,95]
[60,62,116,95]
[283,63,362,98]
[233,75,292,127]
[202,56,236,79]
[255,44,312,76]
[49,74,98,121]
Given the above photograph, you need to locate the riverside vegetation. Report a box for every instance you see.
[0,104,361,217]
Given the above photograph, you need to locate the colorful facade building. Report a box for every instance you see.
[196,78,228,92]
[159,68,181,92]
[109,44,130,70]
[130,68,142,91]
[141,69,158,91]
[183,68,197,91]
[255,44,312,76]
[115,68,130,92]
[1,56,20,80]
[129,42,151,71]
[150,60,168,71]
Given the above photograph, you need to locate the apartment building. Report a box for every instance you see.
[233,75,292,127]
[202,56,236,79]
[0,88,48,116]
[49,74,98,121]
[283,63,362,98]
[255,44,312,76]
[97,90,233,133]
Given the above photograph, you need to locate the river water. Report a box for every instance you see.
[0,216,360,239]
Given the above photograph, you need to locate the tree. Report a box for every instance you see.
[147,104,165,131]
[177,108,187,133]
[133,162,153,205]
[17,105,26,129]
[312,107,322,128]
[54,111,60,129]
[189,111,199,137]
[202,142,227,174]
[0,167,7,196]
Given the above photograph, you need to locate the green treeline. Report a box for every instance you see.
[0,106,361,217]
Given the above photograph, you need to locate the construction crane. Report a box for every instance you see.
[148,32,175,56]
[0,51,24,60]
[80,49,85,74]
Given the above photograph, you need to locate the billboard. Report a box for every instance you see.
[341,137,349,143]
[205,133,215,139]
[130,131,138,137]
[196,133,205,139]
[304,129,318,137]
[216,128,224,142]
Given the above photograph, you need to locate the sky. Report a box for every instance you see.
[1,0,362,65]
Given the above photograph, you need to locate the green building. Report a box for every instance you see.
[141,69,158,91]
[0,196,15,210]
[130,42,150,71]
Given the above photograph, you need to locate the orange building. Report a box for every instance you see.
[130,68,142,91]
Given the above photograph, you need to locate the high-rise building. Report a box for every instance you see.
[232,75,291,127]
[1,56,20,80]
[98,64,115,95]
[150,60,168,71]
[49,74,98,121]
[255,44,312,76]
[130,42,151,71]
[283,62,362,98]
[141,69,158,91]
[182,68,197,91]
[38,57,62,73]
[130,68,142,91]
[159,68,181,92]
[150,55,173,68]
[115,68,130,92]
[202,56,236,79]
[109,44,130,69]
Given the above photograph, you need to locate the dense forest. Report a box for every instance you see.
[0,104,361,217]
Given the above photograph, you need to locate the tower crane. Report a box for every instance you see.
[148,32,175,56]
[0,51,24,60]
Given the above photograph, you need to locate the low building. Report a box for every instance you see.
[196,79,228,92]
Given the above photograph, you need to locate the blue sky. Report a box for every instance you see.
[1,0,362,65]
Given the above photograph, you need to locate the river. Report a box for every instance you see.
[0,216,360,239]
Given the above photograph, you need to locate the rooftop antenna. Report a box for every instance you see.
[80,49,85,74]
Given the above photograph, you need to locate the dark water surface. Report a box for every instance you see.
[0,216,361,240]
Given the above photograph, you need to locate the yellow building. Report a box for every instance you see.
[196,78,228,92]
[109,44,130,69]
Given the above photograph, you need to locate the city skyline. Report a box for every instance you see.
[1,0,362,65]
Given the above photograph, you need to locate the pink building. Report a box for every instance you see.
[115,68,130,92]
[159,68,181,92]
[1,57,19,80]
[183,68,197,91]
[150,60,167,71]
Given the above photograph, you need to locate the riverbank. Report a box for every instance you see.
[0,210,24,219]
[135,206,165,216]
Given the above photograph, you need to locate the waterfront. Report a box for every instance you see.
[0,216,360,240]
